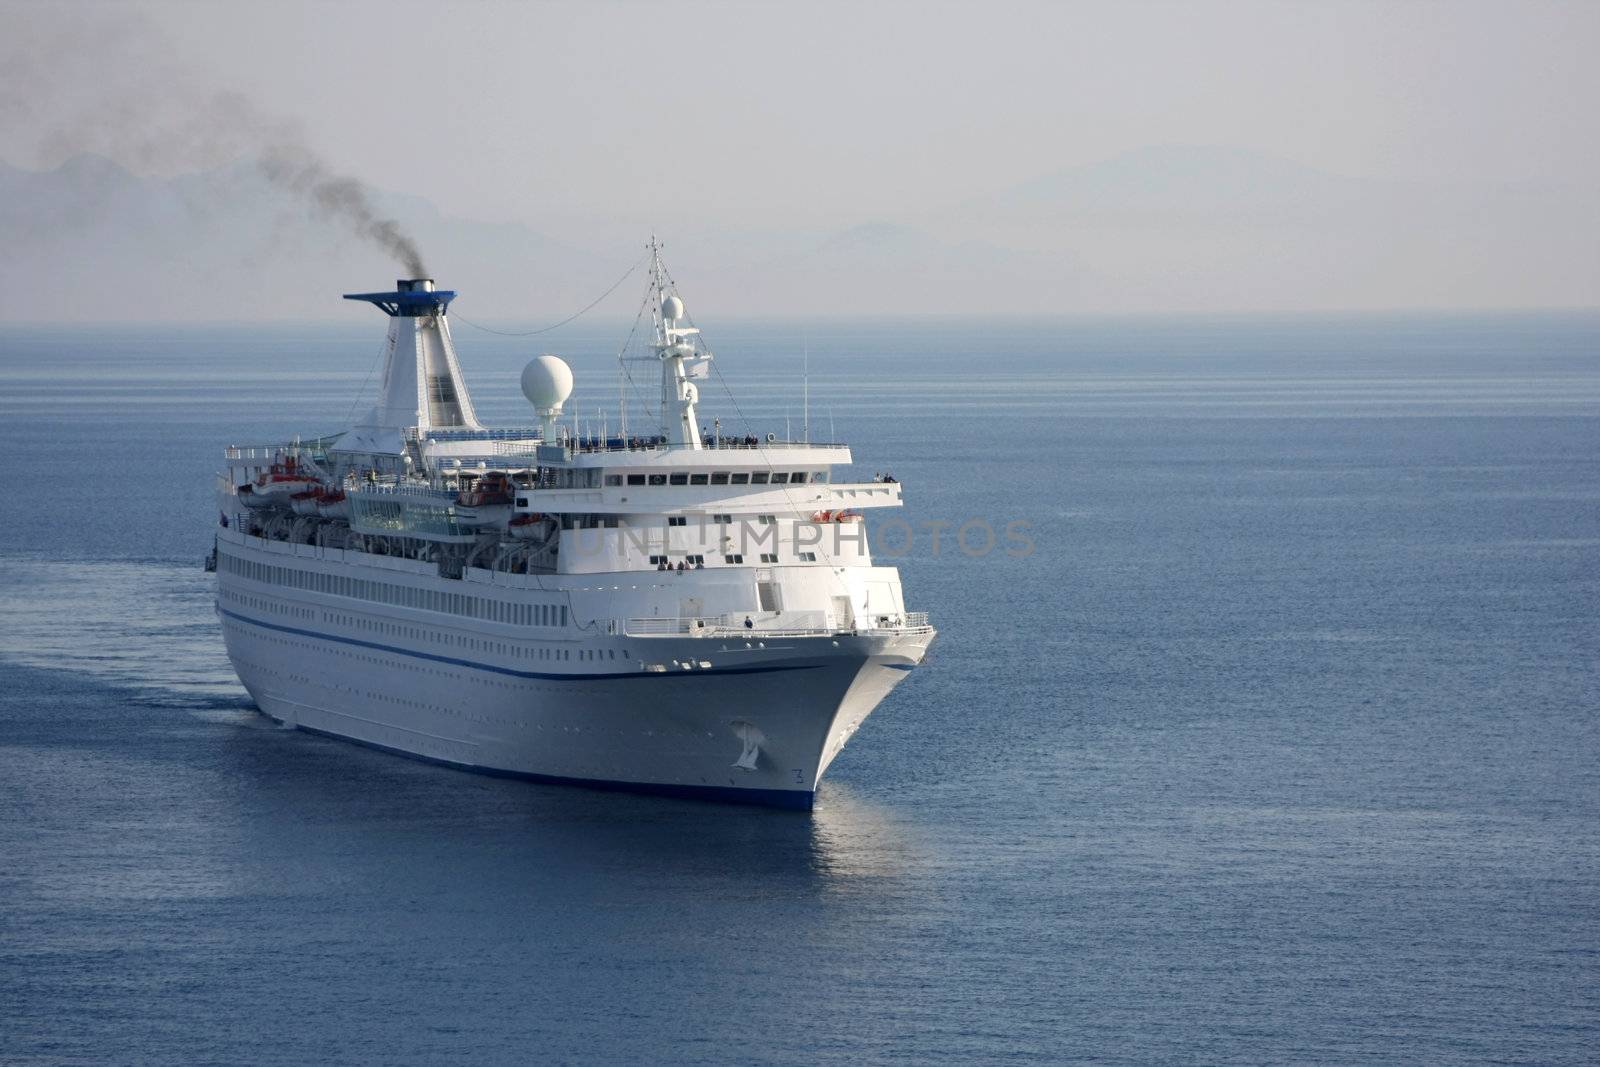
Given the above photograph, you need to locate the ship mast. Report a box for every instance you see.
[650,238,708,449]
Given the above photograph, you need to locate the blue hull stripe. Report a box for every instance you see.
[218,607,824,682]
[291,720,815,811]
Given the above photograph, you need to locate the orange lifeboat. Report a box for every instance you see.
[316,487,349,520]
[507,512,549,541]
[289,488,323,516]
[253,454,319,500]
[455,471,515,529]
[456,470,514,508]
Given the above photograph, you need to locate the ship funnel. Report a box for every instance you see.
[345,279,452,317]
[339,278,481,435]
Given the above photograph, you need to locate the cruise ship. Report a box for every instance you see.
[212,248,934,809]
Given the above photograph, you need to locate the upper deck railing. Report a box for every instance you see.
[225,442,334,463]
[227,431,848,464]
[513,435,849,459]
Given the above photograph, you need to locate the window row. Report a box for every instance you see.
[561,513,775,530]
[605,470,829,487]
[643,549,825,567]
[219,550,568,628]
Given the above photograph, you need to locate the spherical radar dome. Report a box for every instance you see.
[662,294,685,322]
[521,354,574,412]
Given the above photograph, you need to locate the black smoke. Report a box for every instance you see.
[258,146,426,277]
[0,12,426,276]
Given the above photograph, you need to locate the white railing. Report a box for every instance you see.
[620,611,933,639]
[622,618,708,636]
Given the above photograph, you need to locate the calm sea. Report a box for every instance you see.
[1,312,1597,1064]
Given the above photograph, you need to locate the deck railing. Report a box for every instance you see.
[620,612,933,639]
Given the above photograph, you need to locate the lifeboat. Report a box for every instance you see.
[237,483,272,510]
[507,512,549,541]
[253,454,320,500]
[289,488,323,516]
[316,487,349,519]
[454,470,515,528]
[456,470,514,507]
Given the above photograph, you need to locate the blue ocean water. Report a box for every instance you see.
[1,311,1598,1064]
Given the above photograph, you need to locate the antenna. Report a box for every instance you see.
[803,328,810,444]
[617,356,627,439]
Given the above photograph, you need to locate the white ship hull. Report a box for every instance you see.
[215,542,930,809]
[214,264,935,810]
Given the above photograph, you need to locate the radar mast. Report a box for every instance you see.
[649,239,710,448]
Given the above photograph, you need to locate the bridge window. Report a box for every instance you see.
[667,516,687,527]
[797,552,817,562]
[790,472,808,483]
[669,473,688,485]
[605,475,622,486]
[724,553,743,564]
[627,474,646,486]
[711,472,730,485]
[730,473,749,485]
[770,472,789,484]
[689,473,708,485]
[751,472,769,484]
[648,474,667,486]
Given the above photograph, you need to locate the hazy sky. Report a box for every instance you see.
[3,0,1598,317]
[9,1,1596,220]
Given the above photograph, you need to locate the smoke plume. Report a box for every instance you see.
[258,147,426,277]
[0,10,426,276]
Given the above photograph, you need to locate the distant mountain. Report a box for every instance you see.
[0,154,610,322]
[969,144,1380,218]
[1,146,1595,320]
[929,145,1599,311]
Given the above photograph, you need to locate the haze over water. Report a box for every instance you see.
[2,312,1598,1063]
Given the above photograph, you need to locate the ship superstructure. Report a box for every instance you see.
[212,248,934,808]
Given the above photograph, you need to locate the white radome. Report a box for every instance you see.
[662,294,685,322]
[521,354,574,413]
